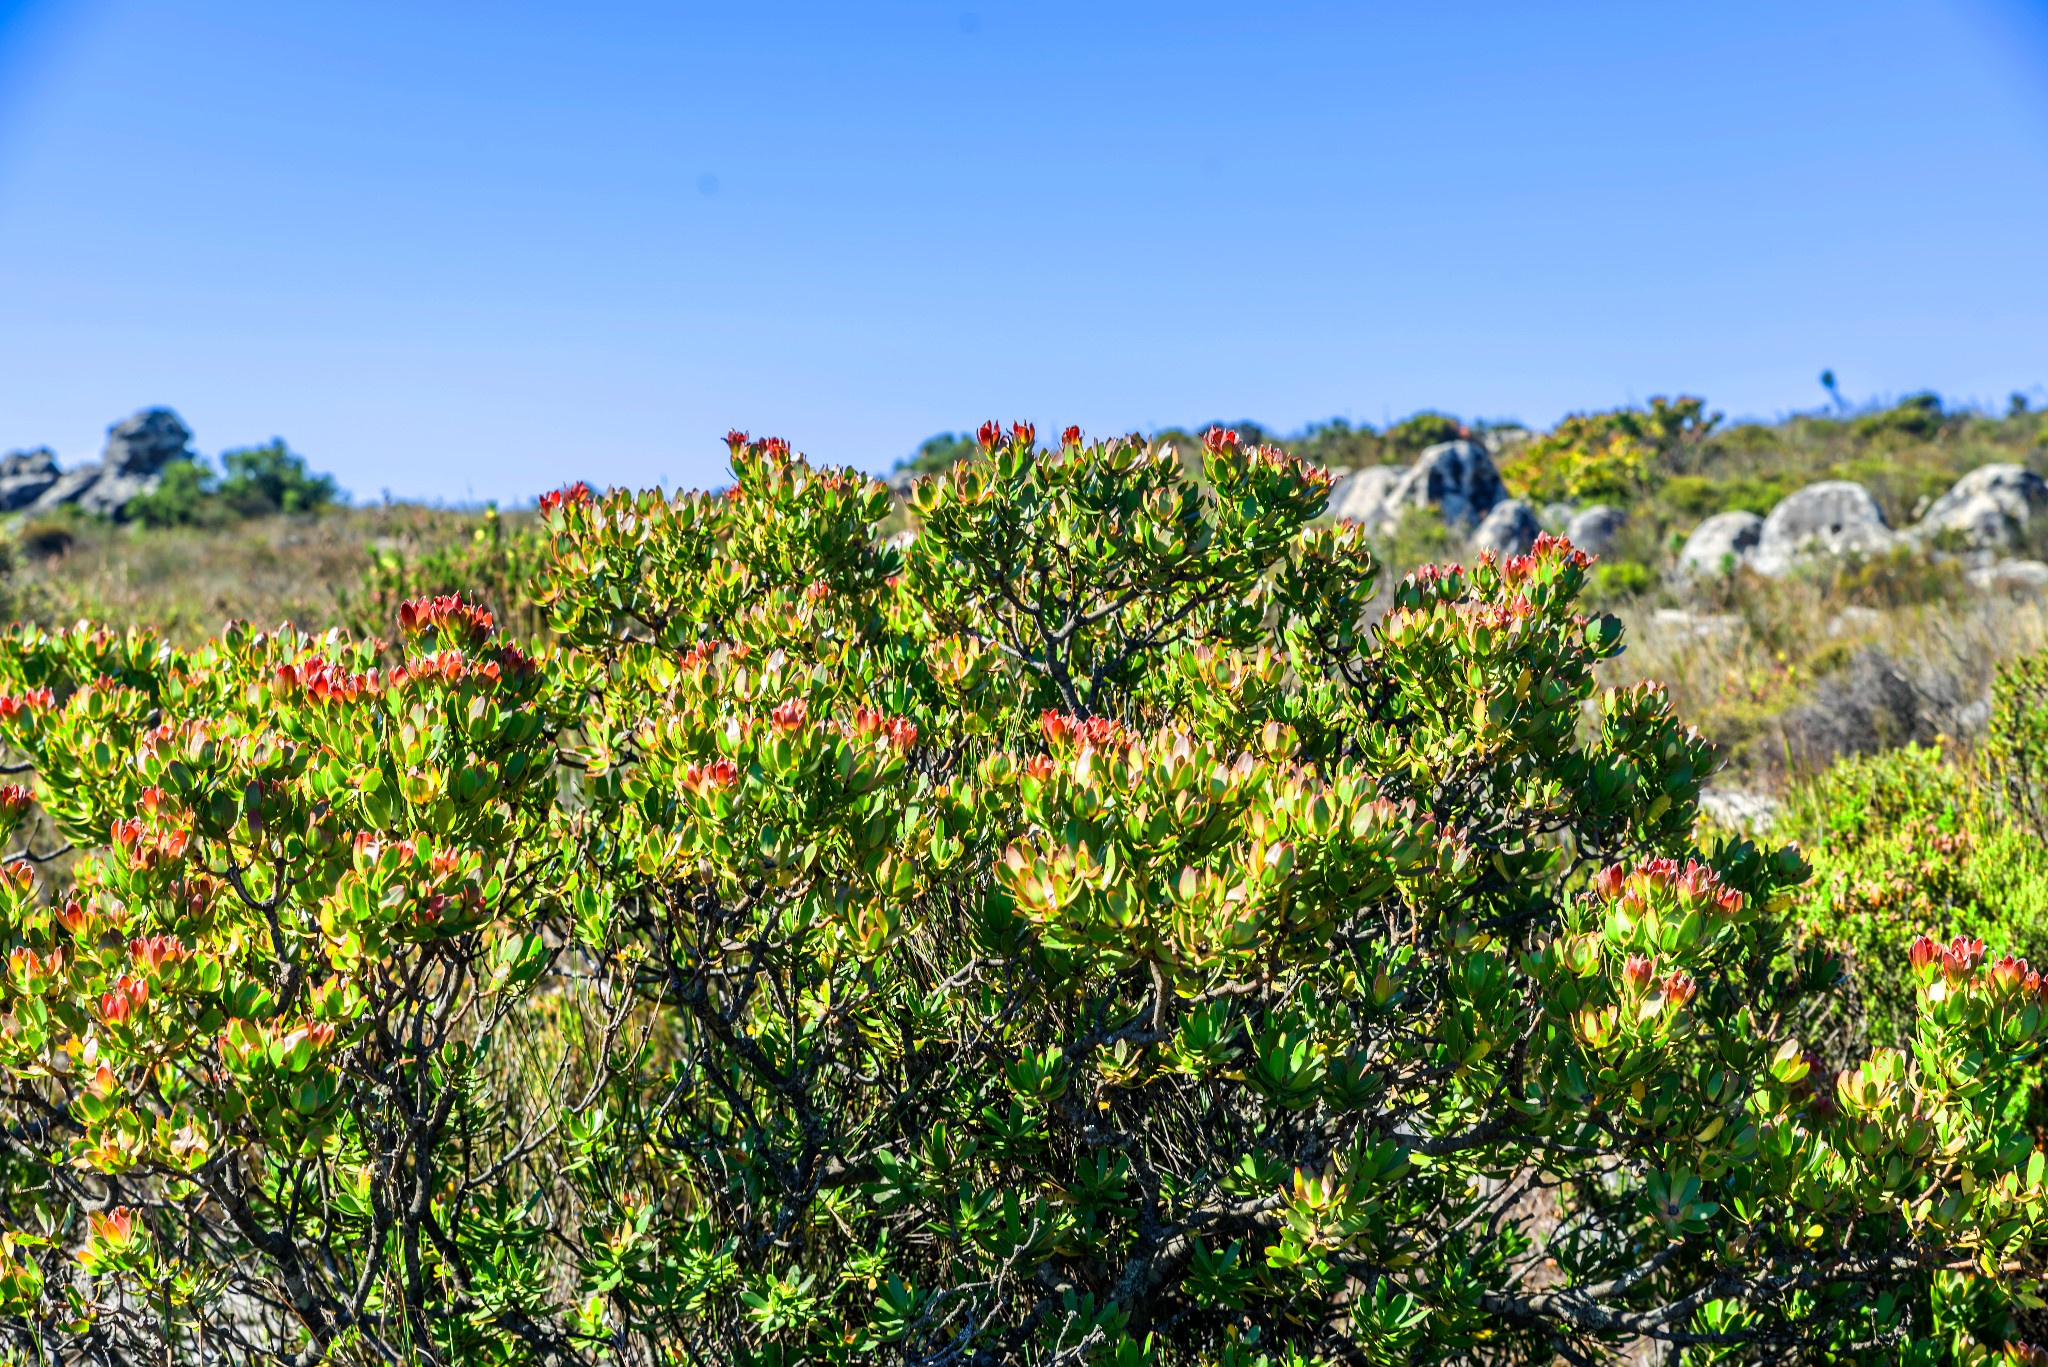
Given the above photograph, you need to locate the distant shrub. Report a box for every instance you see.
[1501,396,1717,505]
[124,460,222,529]
[899,431,981,477]
[16,518,75,559]
[1829,543,1966,609]
[218,439,341,515]
[1591,558,1656,600]
[1382,409,1465,457]
[124,441,341,527]
[1661,473,1788,519]
[1853,391,1946,441]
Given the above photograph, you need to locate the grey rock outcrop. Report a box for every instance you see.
[1468,498,1540,559]
[0,449,60,511]
[103,409,192,475]
[1917,464,2048,551]
[28,407,192,517]
[1564,504,1626,557]
[1325,465,1405,525]
[1385,440,1505,530]
[1677,511,1764,577]
[1750,481,1893,577]
[1969,558,2048,595]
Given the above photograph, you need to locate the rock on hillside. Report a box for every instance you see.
[1750,481,1893,577]
[0,449,60,511]
[1564,504,1626,557]
[1677,510,1764,577]
[1326,465,1405,524]
[1916,464,2048,552]
[1324,440,1506,533]
[27,408,192,518]
[1469,498,1540,559]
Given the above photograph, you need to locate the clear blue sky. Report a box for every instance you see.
[2,1,2046,502]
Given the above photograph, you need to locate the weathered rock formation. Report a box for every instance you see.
[0,449,60,511]
[1323,440,1507,534]
[1916,464,2048,553]
[24,408,193,518]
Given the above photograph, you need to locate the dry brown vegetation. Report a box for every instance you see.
[3,504,502,645]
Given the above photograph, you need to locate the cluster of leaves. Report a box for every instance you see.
[1,422,2047,1364]
[127,440,343,528]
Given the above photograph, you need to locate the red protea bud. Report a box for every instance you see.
[725,429,750,455]
[1024,754,1056,781]
[803,581,831,603]
[1621,954,1655,996]
[397,594,495,650]
[770,697,809,731]
[538,481,593,516]
[1908,933,1940,975]
[57,899,89,937]
[0,784,34,827]
[1990,954,2030,997]
[1663,971,1697,1009]
[1941,935,1987,983]
[129,935,189,972]
[976,420,1001,451]
[884,717,918,750]
[1591,864,1628,901]
[88,1208,137,1251]
[1713,887,1746,917]
[853,707,885,736]
[1039,711,1073,745]
[760,437,790,458]
[1061,425,1082,447]
[305,1020,337,1050]
[1203,426,1239,454]
[1638,857,1680,891]
[1675,860,1717,907]
[0,688,53,723]
[1009,421,1035,447]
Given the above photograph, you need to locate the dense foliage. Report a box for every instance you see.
[1,424,2048,1364]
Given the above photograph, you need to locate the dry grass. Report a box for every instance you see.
[6,505,496,646]
[1603,573,2048,789]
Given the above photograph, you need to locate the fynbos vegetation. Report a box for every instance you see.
[0,423,2047,1364]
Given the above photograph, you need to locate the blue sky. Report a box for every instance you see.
[1,1,2046,502]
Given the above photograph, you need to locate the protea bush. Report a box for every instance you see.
[0,424,2044,1364]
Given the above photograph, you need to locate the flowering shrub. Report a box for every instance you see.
[0,425,2043,1363]
[1499,395,1717,505]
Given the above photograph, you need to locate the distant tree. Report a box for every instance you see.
[123,460,219,529]
[218,439,342,515]
[899,432,981,477]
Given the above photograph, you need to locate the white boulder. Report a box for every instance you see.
[1676,511,1764,577]
[1750,481,1893,577]
[1468,499,1540,559]
[1918,464,2048,551]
